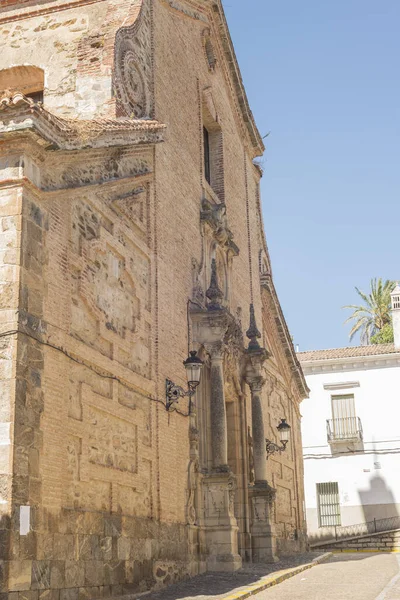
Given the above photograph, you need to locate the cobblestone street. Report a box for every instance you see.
[138,553,400,600]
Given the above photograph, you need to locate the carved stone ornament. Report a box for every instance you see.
[206,258,224,310]
[115,44,148,118]
[114,0,152,118]
[201,198,239,256]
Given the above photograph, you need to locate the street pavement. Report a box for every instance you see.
[139,553,327,600]
[254,553,400,600]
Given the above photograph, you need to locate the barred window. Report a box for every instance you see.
[317,482,341,527]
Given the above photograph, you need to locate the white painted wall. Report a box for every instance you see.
[301,359,400,542]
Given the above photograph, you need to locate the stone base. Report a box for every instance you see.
[203,471,243,572]
[249,482,278,563]
[207,552,243,572]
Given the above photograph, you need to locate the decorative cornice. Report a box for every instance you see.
[261,273,309,400]
[0,94,166,151]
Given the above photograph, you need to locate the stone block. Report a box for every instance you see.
[98,537,112,561]
[104,516,121,538]
[49,562,64,589]
[84,561,104,587]
[8,560,32,591]
[60,590,78,600]
[78,588,100,600]
[19,533,37,560]
[38,591,59,600]
[18,591,38,600]
[53,535,74,560]
[103,561,124,585]
[64,562,85,588]
[31,561,50,590]
[117,537,130,560]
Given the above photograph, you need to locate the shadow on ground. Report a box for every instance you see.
[139,553,327,600]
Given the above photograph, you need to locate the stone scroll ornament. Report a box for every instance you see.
[114,0,152,118]
[115,43,148,118]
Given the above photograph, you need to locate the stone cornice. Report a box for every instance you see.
[160,0,264,157]
[210,1,264,156]
[0,94,166,151]
[261,274,309,400]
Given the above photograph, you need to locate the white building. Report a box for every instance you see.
[298,284,400,543]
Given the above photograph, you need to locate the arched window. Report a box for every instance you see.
[0,66,44,102]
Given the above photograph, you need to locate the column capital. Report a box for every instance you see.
[204,341,226,361]
[247,377,265,393]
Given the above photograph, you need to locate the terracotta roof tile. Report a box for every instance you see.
[297,343,400,362]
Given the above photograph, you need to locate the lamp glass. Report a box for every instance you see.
[277,419,291,443]
[183,351,203,387]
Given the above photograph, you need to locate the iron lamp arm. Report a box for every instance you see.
[166,379,198,411]
[265,438,289,457]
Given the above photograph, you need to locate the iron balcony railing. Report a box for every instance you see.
[333,515,400,540]
[311,515,400,547]
[326,417,363,443]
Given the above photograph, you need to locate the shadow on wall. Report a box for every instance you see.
[358,472,399,523]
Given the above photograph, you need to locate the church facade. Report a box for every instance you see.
[0,0,308,596]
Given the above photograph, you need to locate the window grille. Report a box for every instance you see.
[317,482,341,527]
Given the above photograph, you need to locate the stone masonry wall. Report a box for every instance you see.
[313,529,400,552]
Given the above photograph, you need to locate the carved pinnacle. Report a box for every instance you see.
[206,258,224,310]
[246,304,261,350]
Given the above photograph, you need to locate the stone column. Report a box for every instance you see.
[209,344,229,470]
[244,306,278,564]
[250,381,268,483]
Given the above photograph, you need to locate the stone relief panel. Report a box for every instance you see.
[68,366,113,421]
[87,407,138,474]
[70,197,152,379]
[109,185,149,243]
[276,485,292,518]
[65,376,154,518]
[41,152,151,191]
[114,0,153,118]
[118,383,152,448]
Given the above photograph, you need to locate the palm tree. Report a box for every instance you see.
[343,278,396,344]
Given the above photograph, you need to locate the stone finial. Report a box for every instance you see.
[206,258,224,310]
[246,304,261,350]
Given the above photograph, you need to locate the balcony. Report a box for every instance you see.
[326,417,363,444]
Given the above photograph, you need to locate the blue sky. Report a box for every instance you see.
[224,1,400,351]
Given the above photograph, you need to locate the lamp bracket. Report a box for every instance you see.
[166,379,197,411]
[265,439,288,458]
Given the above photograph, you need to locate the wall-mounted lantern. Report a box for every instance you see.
[266,419,291,457]
[166,351,203,411]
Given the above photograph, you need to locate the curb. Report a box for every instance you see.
[221,552,333,600]
[333,548,400,553]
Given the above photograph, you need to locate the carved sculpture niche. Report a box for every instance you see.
[192,198,239,309]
